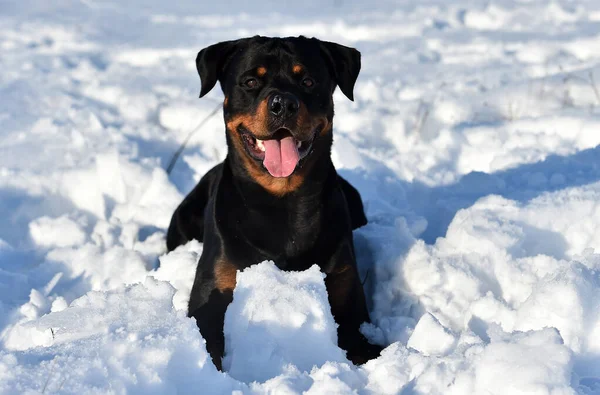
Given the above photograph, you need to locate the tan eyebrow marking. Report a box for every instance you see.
[257,66,267,76]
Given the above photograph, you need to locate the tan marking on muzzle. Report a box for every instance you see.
[226,99,270,139]
[226,98,329,196]
[319,122,332,137]
[228,123,308,196]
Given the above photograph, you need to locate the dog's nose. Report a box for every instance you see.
[268,93,299,119]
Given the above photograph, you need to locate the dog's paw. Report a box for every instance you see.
[347,341,383,365]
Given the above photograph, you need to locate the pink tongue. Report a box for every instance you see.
[262,136,299,178]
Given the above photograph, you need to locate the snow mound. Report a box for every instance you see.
[150,240,203,311]
[0,250,588,394]
[362,327,573,395]
[0,277,243,394]
[29,216,87,248]
[224,262,347,383]
[464,328,573,395]
[407,312,455,356]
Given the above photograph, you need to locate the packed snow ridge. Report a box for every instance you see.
[2,0,600,393]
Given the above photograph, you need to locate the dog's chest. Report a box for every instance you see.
[215,193,327,264]
[248,200,322,258]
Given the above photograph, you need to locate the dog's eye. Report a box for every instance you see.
[244,78,259,89]
[301,78,315,88]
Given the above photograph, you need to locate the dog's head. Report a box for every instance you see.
[196,36,360,194]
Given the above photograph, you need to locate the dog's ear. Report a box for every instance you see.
[318,40,361,101]
[196,40,241,98]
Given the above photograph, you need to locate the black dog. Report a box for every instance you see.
[166,36,381,370]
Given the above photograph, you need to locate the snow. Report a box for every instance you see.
[2,0,600,393]
[29,216,87,248]
[223,263,347,383]
[0,277,243,394]
[406,313,455,356]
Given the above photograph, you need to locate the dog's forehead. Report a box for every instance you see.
[239,37,326,71]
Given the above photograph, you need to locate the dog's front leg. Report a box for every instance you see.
[189,287,232,371]
[325,239,382,365]
[188,254,237,371]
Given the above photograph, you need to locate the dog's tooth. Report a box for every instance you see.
[296,140,302,148]
[256,139,265,152]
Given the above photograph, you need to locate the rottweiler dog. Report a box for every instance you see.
[166,35,381,370]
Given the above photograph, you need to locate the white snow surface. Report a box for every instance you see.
[2,0,600,393]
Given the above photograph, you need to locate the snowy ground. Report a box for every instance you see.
[2,0,600,393]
